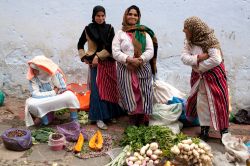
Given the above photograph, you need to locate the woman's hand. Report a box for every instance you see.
[54,87,59,94]
[92,55,99,67]
[127,63,136,71]
[54,87,66,94]
[126,57,143,70]
[133,58,143,67]
[83,59,90,65]
[198,53,209,62]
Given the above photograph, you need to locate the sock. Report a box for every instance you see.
[41,115,49,125]
[70,112,78,121]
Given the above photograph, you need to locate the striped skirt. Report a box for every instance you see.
[96,60,119,103]
[116,62,153,115]
[186,63,229,131]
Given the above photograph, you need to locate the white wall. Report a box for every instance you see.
[0,0,250,110]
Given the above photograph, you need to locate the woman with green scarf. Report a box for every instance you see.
[112,5,158,126]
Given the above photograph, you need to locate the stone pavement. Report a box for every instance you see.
[0,96,249,166]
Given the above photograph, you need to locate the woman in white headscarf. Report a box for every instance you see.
[25,55,80,127]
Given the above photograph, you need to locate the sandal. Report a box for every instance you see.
[97,120,108,130]
[111,118,117,124]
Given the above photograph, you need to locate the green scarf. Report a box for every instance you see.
[122,24,158,75]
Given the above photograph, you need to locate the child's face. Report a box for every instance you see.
[183,28,192,40]
[95,11,105,24]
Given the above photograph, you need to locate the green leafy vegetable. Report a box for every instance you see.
[31,127,55,143]
[120,125,188,157]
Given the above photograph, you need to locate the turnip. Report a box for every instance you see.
[192,149,199,158]
[128,160,133,165]
[134,160,142,165]
[126,158,130,164]
[170,145,180,155]
[132,164,139,166]
[129,156,137,162]
[199,149,205,154]
[145,143,150,149]
[134,152,140,157]
[150,154,158,160]
[138,155,144,161]
[153,149,162,155]
[189,143,195,150]
[182,139,192,145]
[188,155,193,160]
[140,146,148,155]
[145,157,149,162]
[183,154,188,160]
[149,142,158,151]
[198,143,205,149]
[188,150,193,155]
[204,146,211,152]
[208,153,213,157]
[154,159,160,165]
[148,159,154,164]
[183,144,190,151]
[178,143,183,149]
[146,149,153,156]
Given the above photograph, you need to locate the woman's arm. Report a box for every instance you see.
[181,40,199,66]
[112,31,130,64]
[77,28,87,60]
[51,72,67,94]
[198,48,222,72]
[29,79,56,98]
[96,25,115,60]
[140,33,154,63]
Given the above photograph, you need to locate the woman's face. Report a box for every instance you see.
[33,69,39,76]
[183,28,192,40]
[94,11,105,24]
[126,9,139,25]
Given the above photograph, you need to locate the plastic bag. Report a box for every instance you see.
[168,97,200,127]
[153,80,186,104]
[222,133,249,164]
[0,90,4,106]
[105,147,123,160]
[1,128,32,151]
[56,121,81,142]
[67,83,90,111]
[234,108,250,125]
[150,103,183,134]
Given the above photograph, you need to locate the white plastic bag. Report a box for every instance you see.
[222,133,249,164]
[150,103,183,134]
[153,80,186,104]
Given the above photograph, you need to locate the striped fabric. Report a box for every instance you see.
[96,60,119,103]
[117,62,153,115]
[186,62,229,130]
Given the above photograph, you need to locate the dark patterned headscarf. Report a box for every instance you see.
[122,5,158,75]
[184,16,221,53]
